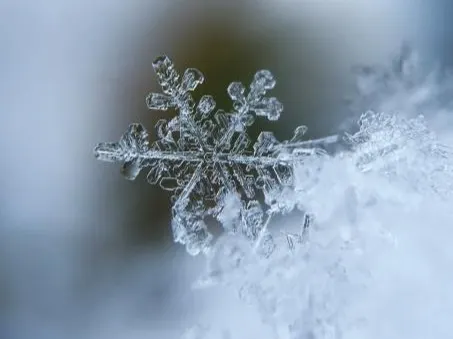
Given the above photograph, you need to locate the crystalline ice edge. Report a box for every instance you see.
[94,55,338,255]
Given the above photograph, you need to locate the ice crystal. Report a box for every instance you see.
[91,48,453,339]
[94,55,338,255]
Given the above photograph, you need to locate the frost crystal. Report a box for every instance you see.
[94,55,338,255]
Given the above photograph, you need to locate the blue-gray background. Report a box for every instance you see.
[0,1,451,338]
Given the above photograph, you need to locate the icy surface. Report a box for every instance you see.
[94,55,337,255]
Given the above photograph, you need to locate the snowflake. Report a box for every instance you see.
[94,55,338,255]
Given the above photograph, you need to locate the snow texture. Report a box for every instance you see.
[191,108,453,339]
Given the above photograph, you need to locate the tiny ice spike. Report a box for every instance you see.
[94,55,338,255]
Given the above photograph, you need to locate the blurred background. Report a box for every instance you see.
[0,0,450,338]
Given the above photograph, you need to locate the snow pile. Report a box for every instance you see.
[191,109,453,338]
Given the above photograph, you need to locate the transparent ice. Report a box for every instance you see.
[94,55,338,255]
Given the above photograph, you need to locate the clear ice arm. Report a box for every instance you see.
[274,134,339,150]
